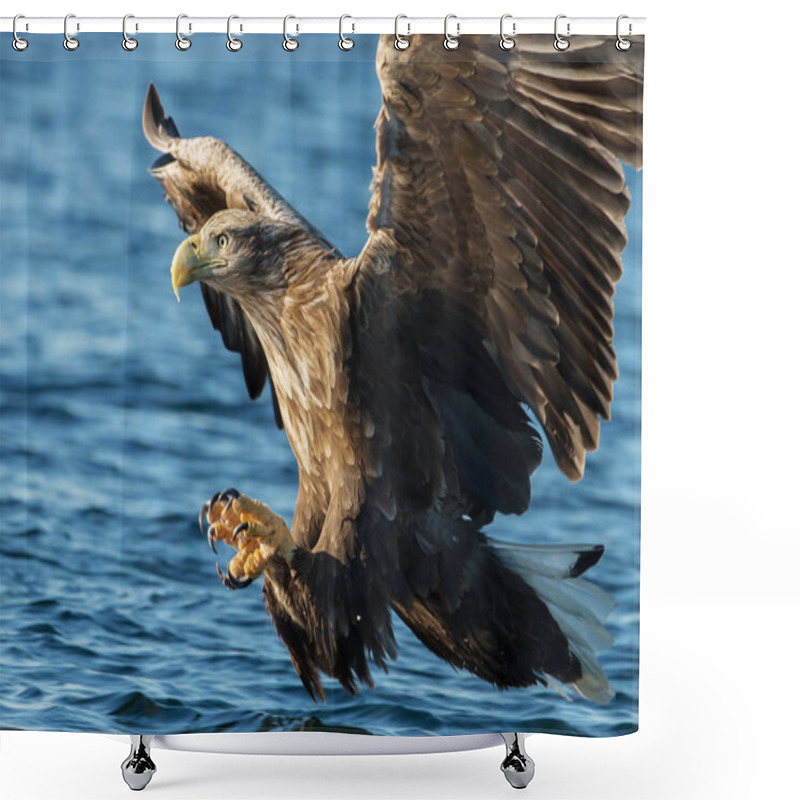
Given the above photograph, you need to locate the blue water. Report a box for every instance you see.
[0,35,640,737]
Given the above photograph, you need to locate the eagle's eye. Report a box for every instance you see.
[216,233,230,250]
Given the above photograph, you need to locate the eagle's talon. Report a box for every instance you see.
[199,501,211,534]
[207,523,219,553]
[216,562,253,590]
[202,490,289,590]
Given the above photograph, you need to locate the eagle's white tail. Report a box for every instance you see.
[492,540,616,705]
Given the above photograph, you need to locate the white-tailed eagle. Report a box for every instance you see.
[143,34,642,704]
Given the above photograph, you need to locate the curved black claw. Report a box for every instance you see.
[199,491,221,534]
[199,488,241,547]
[198,499,212,534]
[222,496,238,515]
[216,562,254,591]
[207,523,219,554]
[232,521,249,545]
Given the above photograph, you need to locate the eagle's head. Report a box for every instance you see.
[169,208,303,301]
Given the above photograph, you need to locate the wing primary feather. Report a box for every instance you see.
[142,83,180,152]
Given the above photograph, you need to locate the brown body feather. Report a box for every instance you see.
[144,34,643,701]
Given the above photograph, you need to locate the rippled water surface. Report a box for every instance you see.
[1,35,641,737]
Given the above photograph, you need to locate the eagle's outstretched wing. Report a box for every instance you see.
[142,83,333,426]
[359,35,643,481]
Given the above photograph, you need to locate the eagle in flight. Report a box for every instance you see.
[143,34,642,704]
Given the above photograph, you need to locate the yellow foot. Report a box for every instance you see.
[199,488,293,591]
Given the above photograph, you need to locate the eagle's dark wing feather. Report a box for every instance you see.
[360,35,643,481]
[142,83,309,423]
[199,284,282,426]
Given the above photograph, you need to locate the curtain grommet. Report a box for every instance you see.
[227,15,243,52]
[283,15,299,51]
[12,15,29,51]
[499,14,516,51]
[63,13,80,51]
[122,14,138,51]
[443,14,460,51]
[175,14,191,51]
[554,14,570,51]
[394,15,410,51]
[339,15,355,51]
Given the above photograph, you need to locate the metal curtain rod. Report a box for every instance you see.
[0,16,646,36]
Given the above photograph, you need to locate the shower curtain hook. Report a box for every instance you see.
[63,13,79,51]
[616,15,632,51]
[443,14,459,50]
[394,15,410,50]
[499,14,516,50]
[12,15,28,51]
[227,15,243,51]
[553,14,570,51]
[283,15,299,51]
[339,15,355,50]
[122,15,138,51]
[176,14,191,50]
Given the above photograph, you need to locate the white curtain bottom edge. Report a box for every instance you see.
[105,731,508,756]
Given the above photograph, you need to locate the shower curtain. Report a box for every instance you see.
[0,31,643,740]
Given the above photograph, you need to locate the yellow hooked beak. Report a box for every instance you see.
[170,234,217,302]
